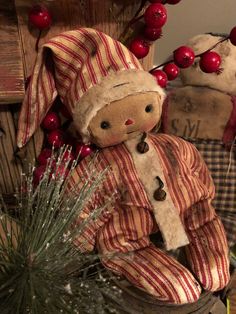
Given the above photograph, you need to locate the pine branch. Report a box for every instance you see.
[0,147,120,314]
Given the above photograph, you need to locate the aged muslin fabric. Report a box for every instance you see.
[70,133,229,303]
[189,139,236,247]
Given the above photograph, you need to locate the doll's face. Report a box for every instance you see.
[88,92,162,147]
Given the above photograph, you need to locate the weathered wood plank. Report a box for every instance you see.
[0,104,44,194]
[0,106,22,193]
[0,0,24,105]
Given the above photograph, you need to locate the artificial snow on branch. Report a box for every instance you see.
[0,147,121,314]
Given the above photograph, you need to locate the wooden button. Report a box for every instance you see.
[136,141,149,154]
[154,188,167,201]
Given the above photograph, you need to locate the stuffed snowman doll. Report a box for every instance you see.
[17,28,230,304]
[163,33,236,248]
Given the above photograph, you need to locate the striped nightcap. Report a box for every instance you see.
[17,28,164,147]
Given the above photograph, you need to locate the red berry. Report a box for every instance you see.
[151,70,168,88]
[129,38,150,59]
[47,130,66,148]
[199,51,221,73]
[75,143,93,160]
[229,26,236,46]
[144,4,167,29]
[33,165,46,186]
[41,112,61,131]
[166,0,182,4]
[163,63,179,80]
[38,148,53,165]
[144,27,162,41]
[173,46,195,68]
[28,5,52,30]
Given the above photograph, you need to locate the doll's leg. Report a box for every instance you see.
[185,215,230,292]
[97,206,201,304]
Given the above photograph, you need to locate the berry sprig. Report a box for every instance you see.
[150,27,236,88]
[121,0,182,59]
[129,2,167,59]
[28,5,52,51]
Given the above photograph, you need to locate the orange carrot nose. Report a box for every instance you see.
[125,119,134,125]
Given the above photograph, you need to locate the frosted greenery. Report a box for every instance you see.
[0,147,121,314]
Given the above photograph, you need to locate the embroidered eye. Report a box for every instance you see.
[100,121,111,129]
[145,104,153,113]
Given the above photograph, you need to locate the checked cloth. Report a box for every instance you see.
[186,138,236,247]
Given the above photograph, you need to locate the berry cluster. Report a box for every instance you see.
[151,27,236,88]
[129,0,182,60]
[126,2,236,88]
[151,46,195,87]
[33,99,94,185]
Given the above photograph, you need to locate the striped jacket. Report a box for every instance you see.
[70,133,229,301]
[71,133,224,250]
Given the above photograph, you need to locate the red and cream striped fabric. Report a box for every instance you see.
[70,133,230,304]
[17,28,143,148]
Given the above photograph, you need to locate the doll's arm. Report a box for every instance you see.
[68,153,117,252]
[97,205,201,304]
[185,210,230,291]
[181,142,230,291]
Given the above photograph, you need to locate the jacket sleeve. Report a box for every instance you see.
[180,139,216,228]
[68,151,118,252]
[179,139,230,291]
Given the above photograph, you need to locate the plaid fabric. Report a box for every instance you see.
[185,138,236,247]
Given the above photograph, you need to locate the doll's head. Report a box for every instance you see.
[88,92,162,147]
[17,28,165,149]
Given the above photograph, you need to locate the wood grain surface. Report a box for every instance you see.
[0,105,22,193]
[0,104,44,194]
[0,0,24,104]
